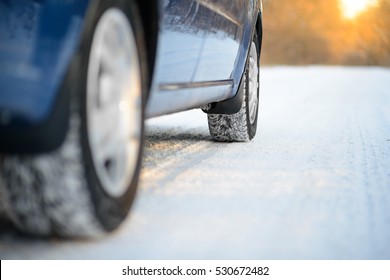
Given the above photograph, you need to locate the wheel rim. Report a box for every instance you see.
[86,8,142,197]
[248,41,259,125]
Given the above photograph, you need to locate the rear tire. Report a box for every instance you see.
[208,32,260,142]
[0,1,145,237]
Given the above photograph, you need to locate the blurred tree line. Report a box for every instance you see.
[262,0,390,66]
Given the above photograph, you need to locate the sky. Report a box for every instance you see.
[340,0,378,18]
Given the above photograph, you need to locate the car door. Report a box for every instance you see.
[152,0,205,86]
[147,0,258,118]
[146,0,207,117]
[193,0,254,93]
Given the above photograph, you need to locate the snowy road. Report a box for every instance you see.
[1,67,390,259]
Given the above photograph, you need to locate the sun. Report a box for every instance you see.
[340,0,377,19]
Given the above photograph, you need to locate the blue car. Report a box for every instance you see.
[0,0,262,237]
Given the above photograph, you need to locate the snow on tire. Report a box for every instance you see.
[0,1,144,237]
[0,113,104,237]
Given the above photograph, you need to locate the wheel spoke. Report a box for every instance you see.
[86,8,142,197]
[248,42,259,125]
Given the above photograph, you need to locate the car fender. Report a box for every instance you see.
[0,0,90,153]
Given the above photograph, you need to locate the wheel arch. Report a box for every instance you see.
[134,0,159,99]
[256,10,263,57]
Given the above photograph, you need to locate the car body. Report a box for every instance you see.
[0,0,262,237]
[0,0,262,151]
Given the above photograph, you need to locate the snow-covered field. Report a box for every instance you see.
[1,66,390,259]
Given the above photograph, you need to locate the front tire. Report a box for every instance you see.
[0,1,145,237]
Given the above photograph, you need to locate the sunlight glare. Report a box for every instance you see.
[340,0,377,19]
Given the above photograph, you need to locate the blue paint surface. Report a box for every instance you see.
[0,0,89,127]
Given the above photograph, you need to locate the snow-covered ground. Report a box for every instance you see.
[1,66,390,259]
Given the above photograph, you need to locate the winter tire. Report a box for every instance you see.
[0,1,145,237]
